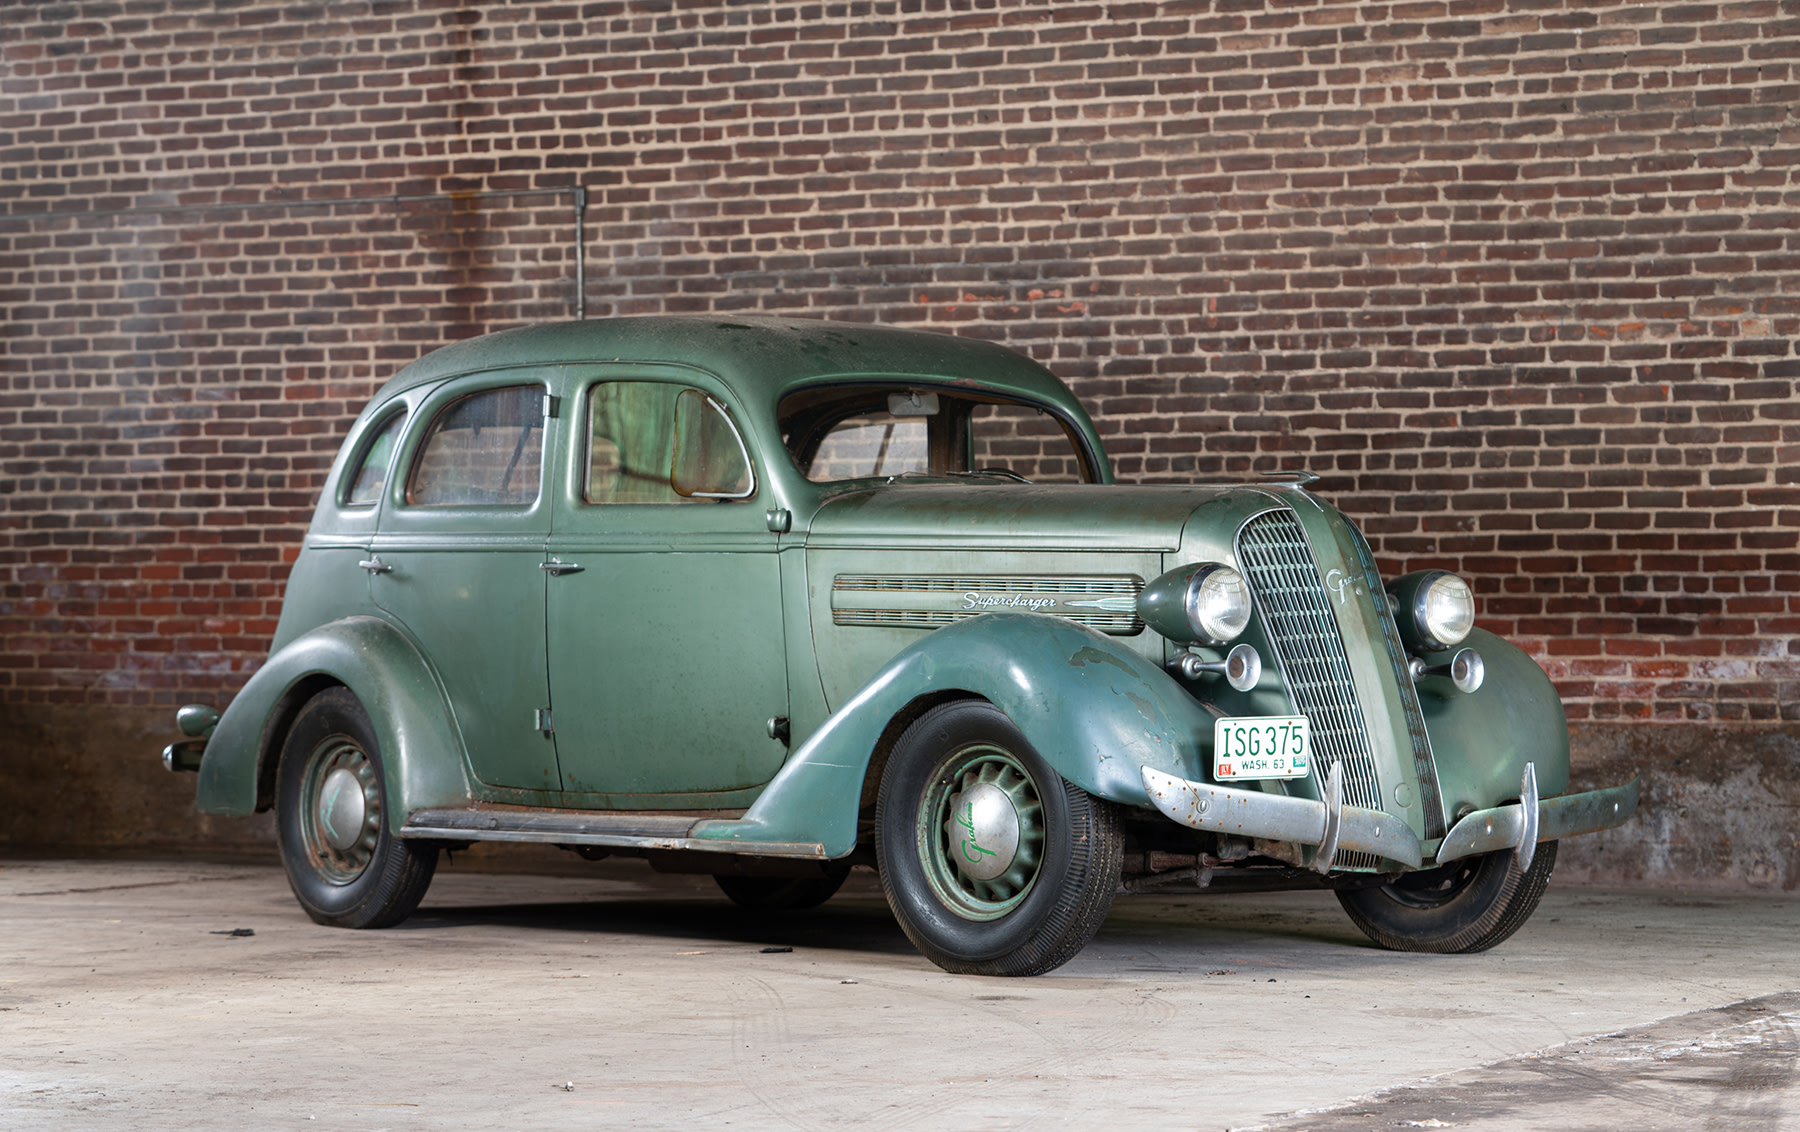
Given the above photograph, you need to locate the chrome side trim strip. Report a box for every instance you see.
[1141,765,1424,871]
[1435,775,1640,866]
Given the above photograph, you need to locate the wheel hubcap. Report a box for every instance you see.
[318,767,367,852]
[919,745,1044,920]
[945,781,1020,880]
[299,737,381,885]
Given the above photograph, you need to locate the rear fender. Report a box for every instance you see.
[196,616,473,830]
[693,613,1210,858]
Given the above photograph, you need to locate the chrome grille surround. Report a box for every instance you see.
[1235,508,1383,870]
[1345,525,1447,839]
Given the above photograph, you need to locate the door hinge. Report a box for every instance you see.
[543,394,562,419]
[765,715,790,744]
[765,508,791,534]
[535,708,554,735]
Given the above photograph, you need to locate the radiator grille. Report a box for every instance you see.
[1236,509,1383,870]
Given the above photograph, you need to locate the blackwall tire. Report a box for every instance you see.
[875,700,1123,977]
[1336,840,1558,954]
[274,687,437,929]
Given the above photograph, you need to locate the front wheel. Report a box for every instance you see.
[275,687,437,929]
[1336,840,1558,953]
[876,700,1123,976]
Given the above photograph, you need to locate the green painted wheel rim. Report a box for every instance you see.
[917,743,1045,921]
[298,736,382,886]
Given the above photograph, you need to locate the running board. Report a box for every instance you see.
[400,808,828,859]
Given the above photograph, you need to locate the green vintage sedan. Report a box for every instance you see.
[162,317,1637,975]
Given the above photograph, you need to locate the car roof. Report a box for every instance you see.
[370,316,1089,418]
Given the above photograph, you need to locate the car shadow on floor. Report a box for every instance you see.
[399,893,924,957]
[393,891,1379,969]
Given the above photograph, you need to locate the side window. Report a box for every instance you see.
[585,381,753,504]
[407,385,544,506]
[343,411,405,506]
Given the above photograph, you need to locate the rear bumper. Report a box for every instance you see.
[1140,765,1639,875]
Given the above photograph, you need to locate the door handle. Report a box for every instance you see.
[357,557,393,574]
[539,560,584,576]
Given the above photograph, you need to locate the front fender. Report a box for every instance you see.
[1418,628,1571,819]
[195,616,473,830]
[693,613,1210,858]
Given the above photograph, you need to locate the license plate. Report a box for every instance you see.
[1212,715,1312,781]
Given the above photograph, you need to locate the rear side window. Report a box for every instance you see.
[407,385,545,506]
[343,411,405,506]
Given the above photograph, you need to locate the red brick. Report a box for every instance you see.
[0,0,1794,719]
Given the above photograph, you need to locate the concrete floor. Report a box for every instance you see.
[2,855,1796,1131]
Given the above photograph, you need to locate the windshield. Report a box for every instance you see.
[779,385,1098,484]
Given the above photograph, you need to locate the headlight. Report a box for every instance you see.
[1139,563,1252,645]
[1392,570,1475,651]
[1189,565,1251,643]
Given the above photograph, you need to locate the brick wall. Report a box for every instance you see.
[3,0,1797,730]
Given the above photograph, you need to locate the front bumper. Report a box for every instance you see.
[1140,764,1639,875]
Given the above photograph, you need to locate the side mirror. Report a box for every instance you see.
[671,389,755,499]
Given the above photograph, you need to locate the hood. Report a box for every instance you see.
[803,482,1297,553]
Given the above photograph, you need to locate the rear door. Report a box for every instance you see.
[369,371,562,792]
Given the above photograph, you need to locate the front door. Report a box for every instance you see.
[544,370,789,801]
[369,373,562,792]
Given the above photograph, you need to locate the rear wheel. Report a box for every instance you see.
[275,687,437,929]
[1337,841,1557,953]
[876,700,1123,976]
